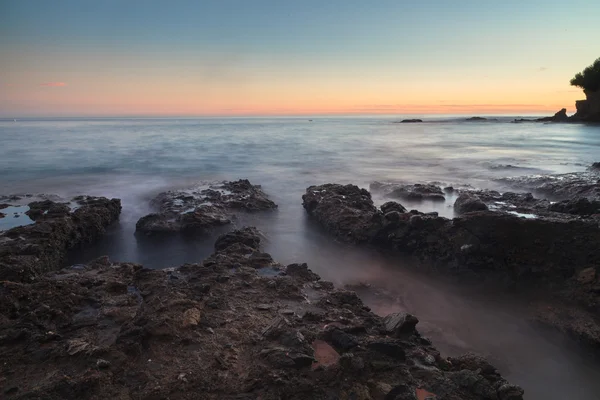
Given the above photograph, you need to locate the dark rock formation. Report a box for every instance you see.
[548,198,600,215]
[136,179,277,235]
[0,228,523,400]
[302,184,384,243]
[536,108,570,122]
[0,196,121,282]
[454,193,489,214]
[371,182,445,202]
[589,162,600,171]
[302,183,600,347]
[398,119,423,123]
[465,117,498,122]
[572,90,600,122]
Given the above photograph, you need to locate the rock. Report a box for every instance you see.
[285,263,320,281]
[381,201,407,214]
[454,193,488,214]
[0,227,522,399]
[367,340,406,360]
[497,171,600,202]
[548,198,600,215]
[382,313,419,336]
[572,89,600,122]
[465,117,493,121]
[136,180,276,236]
[182,308,202,327]
[302,184,384,243]
[399,119,423,123]
[96,359,111,369]
[328,328,360,350]
[443,186,454,193]
[577,267,596,284]
[214,227,261,252]
[497,384,525,400]
[0,196,121,282]
[590,162,600,171]
[536,108,570,122]
[375,183,445,202]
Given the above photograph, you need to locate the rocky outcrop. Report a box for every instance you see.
[0,227,523,400]
[398,119,423,123]
[302,183,600,346]
[454,193,488,214]
[536,108,570,122]
[370,182,445,202]
[136,179,277,235]
[572,90,600,122]
[0,196,121,282]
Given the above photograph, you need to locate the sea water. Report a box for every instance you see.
[1,116,599,399]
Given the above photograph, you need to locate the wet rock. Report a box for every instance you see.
[302,184,383,243]
[285,263,320,281]
[548,198,600,215]
[373,183,445,202]
[590,162,600,171]
[136,180,277,236]
[399,119,423,123]
[367,340,406,360]
[497,171,600,202]
[381,201,407,214]
[0,227,522,400]
[382,313,419,336]
[0,196,121,282]
[214,227,261,252]
[454,193,488,214]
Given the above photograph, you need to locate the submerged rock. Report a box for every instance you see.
[0,227,522,400]
[0,196,121,282]
[136,179,277,235]
[497,169,600,201]
[371,182,445,202]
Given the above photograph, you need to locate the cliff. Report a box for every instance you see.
[573,89,600,122]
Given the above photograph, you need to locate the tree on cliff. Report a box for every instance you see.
[570,57,600,92]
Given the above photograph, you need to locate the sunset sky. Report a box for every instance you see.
[1,0,599,117]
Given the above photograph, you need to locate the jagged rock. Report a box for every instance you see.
[381,201,407,214]
[136,180,277,235]
[302,184,384,243]
[382,313,419,336]
[536,108,569,122]
[0,227,523,399]
[454,193,488,214]
[214,227,261,252]
[0,196,121,282]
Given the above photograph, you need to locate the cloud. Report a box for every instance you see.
[40,82,67,87]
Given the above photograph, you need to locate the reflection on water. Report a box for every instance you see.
[1,117,600,399]
[0,205,34,231]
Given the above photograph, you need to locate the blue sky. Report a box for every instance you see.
[1,0,599,116]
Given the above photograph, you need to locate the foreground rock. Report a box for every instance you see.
[0,195,121,282]
[0,227,523,400]
[303,183,600,348]
[136,179,277,235]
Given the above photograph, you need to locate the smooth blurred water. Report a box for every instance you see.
[1,116,600,399]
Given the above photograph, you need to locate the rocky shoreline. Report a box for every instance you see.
[2,165,600,398]
[302,165,600,351]
[0,223,524,399]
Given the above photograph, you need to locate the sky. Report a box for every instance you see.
[1,0,599,117]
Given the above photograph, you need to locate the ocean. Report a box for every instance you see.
[1,116,600,399]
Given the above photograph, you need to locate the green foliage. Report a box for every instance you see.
[570,57,600,92]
